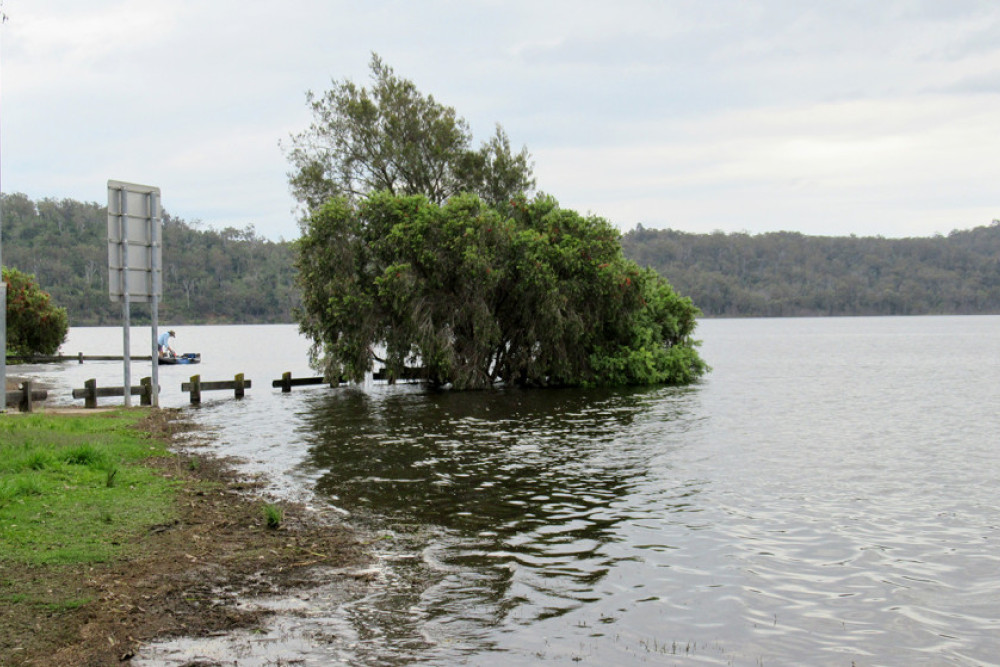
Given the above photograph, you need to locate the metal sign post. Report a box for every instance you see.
[0,8,7,413]
[148,190,160,406]
[0,281,6,414]
[108,180,162,407]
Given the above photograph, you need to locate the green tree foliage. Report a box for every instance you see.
[0,193,298,326]
[295,191,706,389]
[3,266,69,356]
[621,221,1000,317]
[285,53,535,214]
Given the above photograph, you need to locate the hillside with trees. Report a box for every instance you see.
[1,193,298,327]
[3,190,999,327]
[621,222,1000,317]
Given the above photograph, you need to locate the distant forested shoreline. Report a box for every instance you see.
[1,193,298,326]
[2,193,998,325]
[620,222,1000,317]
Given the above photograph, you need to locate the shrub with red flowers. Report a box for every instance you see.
[4,266,69,357]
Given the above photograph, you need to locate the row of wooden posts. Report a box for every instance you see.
[71,369,425,408]
[5,368,427,413]
[69,372,316,409]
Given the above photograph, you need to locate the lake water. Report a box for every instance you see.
[15,316,1000,665]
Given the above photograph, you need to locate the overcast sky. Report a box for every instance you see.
[2,1,998,241]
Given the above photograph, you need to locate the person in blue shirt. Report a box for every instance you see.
[158,330,176,358]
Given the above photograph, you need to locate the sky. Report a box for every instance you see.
[1,0,998,241]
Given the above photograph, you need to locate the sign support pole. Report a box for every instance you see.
[106,179,163,408]
[0,9,7,413]
[108,179,162,409]
[149,190,160,407]
[0,281,6,415]
[119,187,132,407]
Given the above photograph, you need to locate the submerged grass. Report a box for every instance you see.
[0,410,177,565]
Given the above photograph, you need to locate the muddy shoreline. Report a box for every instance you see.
[0,409,372,666]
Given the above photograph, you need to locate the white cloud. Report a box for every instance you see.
[1,0,998,240]
[538,92,1000,236]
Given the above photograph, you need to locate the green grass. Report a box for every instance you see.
[263,502,284,529]
[0,410,178,565]
[0,576,92,614]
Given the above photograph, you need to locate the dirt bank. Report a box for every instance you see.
[0,409,370,666]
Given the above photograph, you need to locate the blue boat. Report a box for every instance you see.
[158,352,201,365]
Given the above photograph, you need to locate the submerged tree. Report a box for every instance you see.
[3,267,69,356]
[284,53,534,214]
[295,191,706,390]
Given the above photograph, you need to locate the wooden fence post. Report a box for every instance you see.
[189,375,201,404]
[84,378,97,409]
[234,373,245,399]
[19,381,33,413]
[140,377,153,406]
[280,371,292,393]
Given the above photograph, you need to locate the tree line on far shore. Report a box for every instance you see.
[3,189,1000,331]
[620,222,1000,317]
[3,191,998,330]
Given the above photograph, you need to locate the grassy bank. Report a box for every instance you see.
[0,409,366,665]
[0,410,177,566]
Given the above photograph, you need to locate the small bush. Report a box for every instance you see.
[3,266,69,357]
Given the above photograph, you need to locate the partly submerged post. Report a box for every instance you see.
[181,374,251,403]
[189,374,201,404]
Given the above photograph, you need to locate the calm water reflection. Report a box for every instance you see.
[294,386,705,660]
[279,315,1000,665]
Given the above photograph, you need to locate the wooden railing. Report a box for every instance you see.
[4,381,49,412]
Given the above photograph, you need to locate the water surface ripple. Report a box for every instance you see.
[278,318,1000,665]
[35,318,1000,665]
